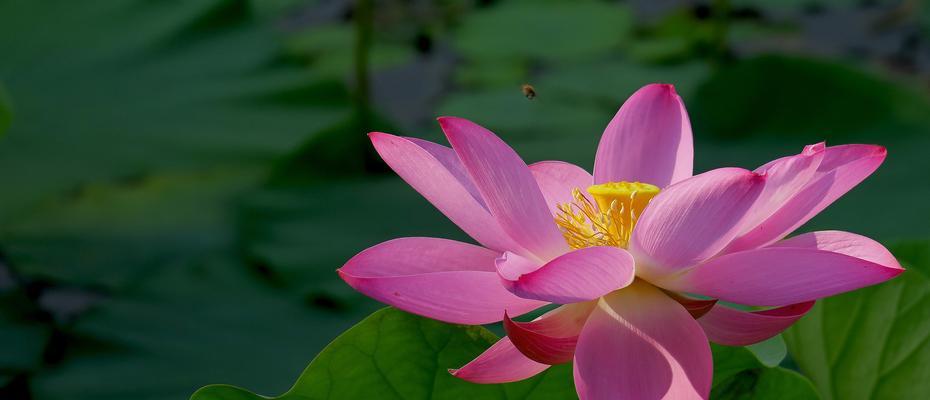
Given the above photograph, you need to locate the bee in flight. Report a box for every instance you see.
[521,83,536,100]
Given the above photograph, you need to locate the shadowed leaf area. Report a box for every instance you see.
[191,307,576,400]
[710,344,819,400]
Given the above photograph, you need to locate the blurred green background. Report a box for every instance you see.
[1,0,929,399]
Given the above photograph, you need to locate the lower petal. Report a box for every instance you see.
[573,281,712,400]
[698,302,814,346]
[504,302,595,365]
[450,337,549,384]
[499,246,635,304]
[339,238,547,324]
[664,244,903,307]
[770,230,901,268]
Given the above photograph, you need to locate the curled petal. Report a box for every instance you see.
[663,232,903,306]
[339,238,546,324]
[573,282,712,399]
[504,302,595,365]
[450,337,549,384]
[495,251,541,281]
[530,161,594,216]
[698,302,814,346]
[727,144,886,251]
[441,117,568,261]
[593,83,694,188]
[499,246,635,304]
[370,133,519,252]
[631,168,766,279]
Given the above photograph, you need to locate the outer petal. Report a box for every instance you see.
[726,144,886,251]
[664,232,903,306]
[370,133,519,252]
[631,168,766,280]
[736,143,825,235]
[338,238,546,324]
[573,282,712,400]
[698,302,814,346]
[593,83,693,188]
[450,337,549,384]
[769,230,902,267]
[441,117,568,261]
[530,161,593,216]
[498,246,635,304]
[503,302,596,365]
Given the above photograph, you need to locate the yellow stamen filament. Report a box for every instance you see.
[555,181,660,249]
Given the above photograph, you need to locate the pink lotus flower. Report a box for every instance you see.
[338,83,903,399]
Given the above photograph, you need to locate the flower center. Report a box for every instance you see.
[555,181,660,250]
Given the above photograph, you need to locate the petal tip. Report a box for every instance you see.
[367,131,398,148]
[644,82,677,95]
[804,141,827,154]
[889,264,906,276]
[437,116,478,141]
[336,268,356,286]
[437,115,465,128]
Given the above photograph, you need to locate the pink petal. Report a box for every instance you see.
[726,144,886,251]
[495,251,541,281]
[573,282,712,399]
[631,168,766,280]
[593,83,693,188]
[735,143,826,238]
[530,161,594,216]
[499,246,635,304]
[440,117,568,262]
[339,238,546,324]
[770,230,902,268]
[370,133,520,252]
[503,302,595,365]
[450,337,549,384]
[665,233,903,306]
[698,302,814,346]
